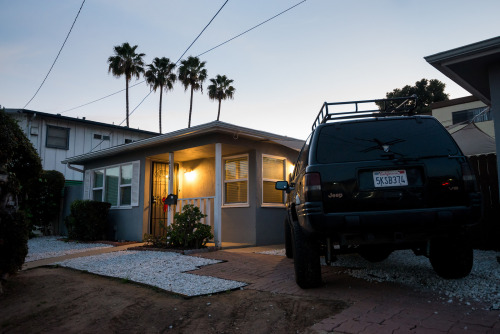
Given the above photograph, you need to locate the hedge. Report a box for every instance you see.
[65,200,111,241]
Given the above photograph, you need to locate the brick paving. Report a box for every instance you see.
[191,248,500,334]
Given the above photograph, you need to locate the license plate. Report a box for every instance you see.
[373,170,408,187]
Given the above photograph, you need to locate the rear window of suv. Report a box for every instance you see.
[316,117,460,163]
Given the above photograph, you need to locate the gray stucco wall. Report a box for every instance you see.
[84,153,147,241]
[220,150,257,245]
[256,208,286,245]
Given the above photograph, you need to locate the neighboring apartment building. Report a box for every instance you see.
[431,95,495,138]
[5,109,158,183]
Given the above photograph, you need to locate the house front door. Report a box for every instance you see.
[150,162,177,236]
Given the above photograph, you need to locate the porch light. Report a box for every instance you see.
[289,164,295,175]
[185,170,196,182]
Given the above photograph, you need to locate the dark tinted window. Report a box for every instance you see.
[316,118,460,163]
[46,125,69,150]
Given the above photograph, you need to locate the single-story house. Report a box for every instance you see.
[62,121,304,247]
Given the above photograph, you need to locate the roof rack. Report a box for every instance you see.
[311,95,418,131]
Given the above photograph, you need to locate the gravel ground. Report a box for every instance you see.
[26,236,113,262]
[26,237,246,297]
[26,238,499,306]
[55,251,247,296]
[259,248,500,310]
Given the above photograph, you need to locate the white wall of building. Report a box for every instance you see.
[10,112,156,182]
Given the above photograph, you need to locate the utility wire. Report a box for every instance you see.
[59,0,305,115]
[198,0,306,57]
[88,0,228,148]
[176,0,229,64]
[62,81,143,114]
[23,0,86,109]
[89,89,154,152]
[63,0,228,117]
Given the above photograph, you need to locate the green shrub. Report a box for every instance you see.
[65,200,111,241]
[0,210,29,275]
[171,204,213,248]
[27,170,65,235]
[143,205,213,249]
[0,109,42,277]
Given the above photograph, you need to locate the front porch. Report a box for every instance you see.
[144,138,295,247]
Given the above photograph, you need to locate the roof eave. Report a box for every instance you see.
[62,121,304,165]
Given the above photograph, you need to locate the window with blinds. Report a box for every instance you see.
[224,155,249,205]
[262,155,285,204]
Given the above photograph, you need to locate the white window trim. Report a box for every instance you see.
[222,154,249,208]
[261,154,286,208]
[84,160,140,209]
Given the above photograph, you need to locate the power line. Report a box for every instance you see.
[62,0,229,117]
[176,0,229,64]
[198,0,306,57]
[59,0,305,115]
[61,81,143,114]
[23,0,86,109]
[88,1,229,135]
[89,90,153,152]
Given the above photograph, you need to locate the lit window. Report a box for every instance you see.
[262,156,285,204]
[46,125,69,149]
[224,155,248,205]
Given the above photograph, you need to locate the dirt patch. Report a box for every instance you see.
[0,267,347,333]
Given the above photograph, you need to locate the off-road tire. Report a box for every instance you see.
[359,245,393,262]
[292,220,321,288]
[429,237,473,279]
[284,217,293,259]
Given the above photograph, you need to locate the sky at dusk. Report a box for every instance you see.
[1,0,499,140]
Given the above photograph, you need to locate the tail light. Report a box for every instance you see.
[305,172,322,201]
[461,162,478,192]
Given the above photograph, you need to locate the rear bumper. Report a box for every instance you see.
[298,203,481,244]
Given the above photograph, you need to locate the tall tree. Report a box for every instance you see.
[208,75,235,121]
[145,57,177,133]
[107,42,145,128]
[377,78,449,114]
[178,56,207,128]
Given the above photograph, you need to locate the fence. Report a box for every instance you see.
[468,153,500,249]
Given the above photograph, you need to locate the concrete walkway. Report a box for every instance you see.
[22,242,145,270]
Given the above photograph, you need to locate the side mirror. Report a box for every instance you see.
[275,180,289,192]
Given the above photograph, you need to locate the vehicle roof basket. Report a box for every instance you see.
[311,95,418,131]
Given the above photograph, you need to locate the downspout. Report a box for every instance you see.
[67,163,84,173]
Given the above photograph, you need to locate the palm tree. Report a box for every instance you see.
[107,42,145,128]
[145,57,177,133]
[178,56,207,128]
[208,75,235,121]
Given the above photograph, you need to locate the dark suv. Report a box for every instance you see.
[276,96,482,288]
